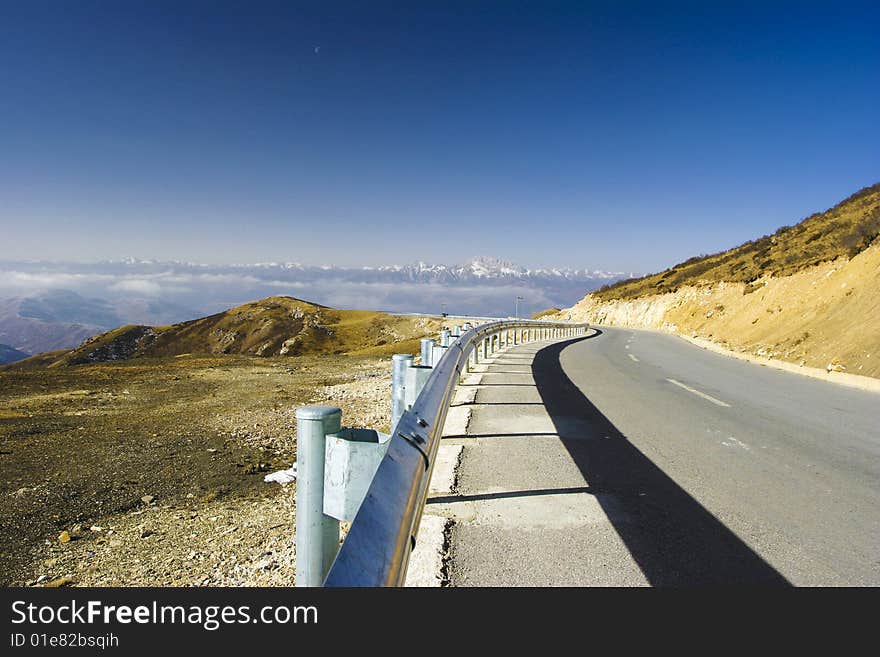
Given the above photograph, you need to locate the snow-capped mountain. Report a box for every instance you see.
[69,256,631,287]
[0,257,635,353]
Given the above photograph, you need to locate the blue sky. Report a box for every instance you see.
[1,1,877,273]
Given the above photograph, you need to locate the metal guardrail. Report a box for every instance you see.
[320,318,589,587]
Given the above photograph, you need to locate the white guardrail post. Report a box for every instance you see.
[295,406,342,587]
[291,317,589,586]
[391,354,414,430]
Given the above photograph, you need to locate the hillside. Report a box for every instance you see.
[15,296,442,368]
[0,344,29,365]
[557,183,880,379]
[595,183,880,300]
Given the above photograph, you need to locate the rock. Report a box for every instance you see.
[58,531,71,544]
[89,525,103,532]
[141,495,155,504]
[140,529,155,539]
[43,576,74,588]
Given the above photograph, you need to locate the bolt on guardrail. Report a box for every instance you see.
[292,317,589,586]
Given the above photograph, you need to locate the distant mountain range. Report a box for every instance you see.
[0,343,30,365]
[0,256,633,355]
[0,293,108,355]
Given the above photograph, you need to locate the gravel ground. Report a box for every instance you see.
[1,354,393,587]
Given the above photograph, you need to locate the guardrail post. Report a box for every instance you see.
[420,338,435,367]
[295,405,342,587]
[405,365,433,410]
[391,354,414,430]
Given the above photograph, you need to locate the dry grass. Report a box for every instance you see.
[532,308,561,319]
[6,297,443,368]
[0,351,395,585]
[595,183,880,301]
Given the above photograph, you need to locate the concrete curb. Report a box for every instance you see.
[677,333,880,395]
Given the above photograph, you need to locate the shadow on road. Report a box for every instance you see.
[532,334,790,586]
[429,486,593,505]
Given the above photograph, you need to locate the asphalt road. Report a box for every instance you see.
[444,327,880,586]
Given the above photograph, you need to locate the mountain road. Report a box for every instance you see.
[440,326,880,585]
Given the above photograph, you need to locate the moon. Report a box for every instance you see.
[314,46,320,54]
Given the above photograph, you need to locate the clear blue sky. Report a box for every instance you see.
[2,1,877,273]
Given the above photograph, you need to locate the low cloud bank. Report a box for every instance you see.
[0,260,625,326]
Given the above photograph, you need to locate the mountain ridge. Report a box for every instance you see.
[592,182,880,301]
[0,256,632,354]
[10,296,442,368]
[557,182,880,378]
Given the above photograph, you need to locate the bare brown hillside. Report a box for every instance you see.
[595,183,880,301]
[557,184,880,379]
[6,297,442,368]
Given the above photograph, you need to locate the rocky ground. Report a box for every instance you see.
[0,353,394,587]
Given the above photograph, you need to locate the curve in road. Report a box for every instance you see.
[443,327,880,586]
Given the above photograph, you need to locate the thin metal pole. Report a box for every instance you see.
[295,405,342,587]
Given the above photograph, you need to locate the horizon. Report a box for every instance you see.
[0,253,635,274]
[2,2,878,273]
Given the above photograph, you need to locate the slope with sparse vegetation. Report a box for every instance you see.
[0,296,443,586]
[557,183,880,378]
[6,297,442,369]
[594,183,880,301]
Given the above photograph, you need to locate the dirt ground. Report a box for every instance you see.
[0,353,394,586]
